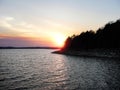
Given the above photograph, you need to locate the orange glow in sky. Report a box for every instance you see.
[0,0,120,47]
[51,33,66,47]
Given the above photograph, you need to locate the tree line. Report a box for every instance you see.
[62,19,120,51]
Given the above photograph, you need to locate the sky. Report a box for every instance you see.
[0,0,120,47]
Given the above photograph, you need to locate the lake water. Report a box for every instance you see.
[0,49,120,90]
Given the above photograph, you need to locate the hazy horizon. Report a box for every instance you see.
[0,0,120,47]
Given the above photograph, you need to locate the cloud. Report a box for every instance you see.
[0,16,80,46]
[0,37,38,47]
[5,16,14,21]
[0,17,13,28]
[44,19,62,27]
[0,16,54,45]
[0,36,54,47]
[18,22,35,28]
[0,16,40,37]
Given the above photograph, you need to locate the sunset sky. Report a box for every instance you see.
[0,0,120,47]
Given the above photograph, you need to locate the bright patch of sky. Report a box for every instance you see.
[0,0,120,46]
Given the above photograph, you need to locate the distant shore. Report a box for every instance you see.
[52,49,120,58]
[0,47,59,49]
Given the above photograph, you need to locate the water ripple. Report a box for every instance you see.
[0,49,120,90]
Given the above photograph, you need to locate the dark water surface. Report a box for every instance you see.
[0,49,120,90]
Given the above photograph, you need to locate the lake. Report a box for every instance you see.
[0,49,120,90]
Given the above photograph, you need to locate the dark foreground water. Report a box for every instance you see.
[0,49,120,90]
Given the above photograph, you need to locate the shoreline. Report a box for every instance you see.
[52,49,120,58]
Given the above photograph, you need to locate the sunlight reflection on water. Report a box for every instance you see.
[40,54,69,90]
[0,49,120,90]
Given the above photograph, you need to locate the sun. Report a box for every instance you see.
[52,33,66,47]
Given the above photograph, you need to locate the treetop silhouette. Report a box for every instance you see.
[62,19,120,51]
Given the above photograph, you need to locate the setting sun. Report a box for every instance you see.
[52,33,66,47]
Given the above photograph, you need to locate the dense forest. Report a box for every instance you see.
[62,19,120,51]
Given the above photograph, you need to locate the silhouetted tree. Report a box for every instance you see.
[62,36,72,51]
[63,19,120,50]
